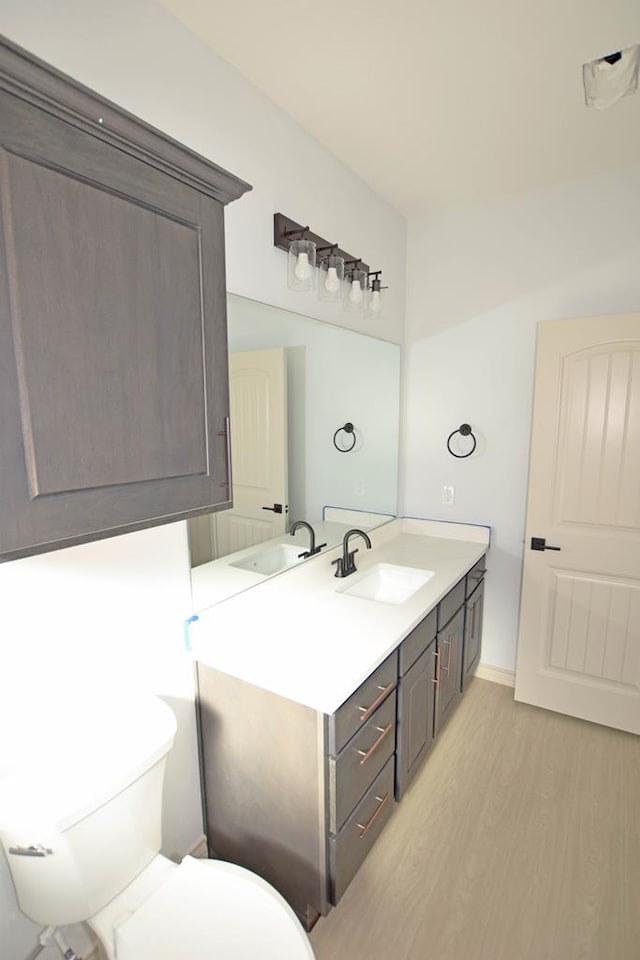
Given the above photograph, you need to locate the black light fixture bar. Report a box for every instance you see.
[273,213,370,275]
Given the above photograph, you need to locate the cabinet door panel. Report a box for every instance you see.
[435,606,464,734]
[5,152,206,495]
[0,79,233,559]
[396,640,436,799]
[462,579,485,690]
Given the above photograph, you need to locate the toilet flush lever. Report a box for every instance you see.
[9,844,53,857]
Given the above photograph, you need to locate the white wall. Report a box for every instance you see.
[401,165,640,672]
[0,522,198,959]
[0,2,406,957]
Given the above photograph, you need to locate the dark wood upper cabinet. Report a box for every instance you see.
[0,37,251,560]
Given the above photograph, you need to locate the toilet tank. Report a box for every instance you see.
[0,694,177,925]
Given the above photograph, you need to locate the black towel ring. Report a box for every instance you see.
[447,423,477,458]
[333,422,356,453]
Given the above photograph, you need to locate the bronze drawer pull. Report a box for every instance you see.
[431,649,439,687]
[357,681,395,722]
[356,792,390,839]
[442,637,452,675]
[357,722,393,765]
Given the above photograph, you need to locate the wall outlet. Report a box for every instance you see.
[442,485,455,505]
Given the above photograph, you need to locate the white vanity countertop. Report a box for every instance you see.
[190,518,490,715]
[190,518,386,610]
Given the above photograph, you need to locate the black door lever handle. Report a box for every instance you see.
[531,537,561,551]
[262,503,283,514]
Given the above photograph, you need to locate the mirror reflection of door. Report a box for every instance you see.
[189,348,288,565]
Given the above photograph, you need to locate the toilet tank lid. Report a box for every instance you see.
[0,694,177,834]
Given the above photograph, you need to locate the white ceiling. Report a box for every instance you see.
[160,0,640,215]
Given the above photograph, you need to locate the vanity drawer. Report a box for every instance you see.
[437,577,465,630]
[399,607,437,676]
[329,690,396,833]
[329,756,395,904]
[465,556,486,598]
[329,652,397,755]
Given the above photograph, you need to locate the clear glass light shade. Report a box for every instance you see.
[317,254,344,302]
[366,280,384,319]
[343,268,367,312]
[287,238,316,292]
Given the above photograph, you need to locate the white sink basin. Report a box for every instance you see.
[230,543,303,576]
[338,563,434,604]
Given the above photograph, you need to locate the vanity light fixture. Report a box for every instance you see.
[273,213,391,317]
[273,212,370,300]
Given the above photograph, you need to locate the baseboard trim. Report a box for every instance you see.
[184,833,208,859]
[475,663,516,688]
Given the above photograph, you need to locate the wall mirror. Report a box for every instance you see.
[188,294,401,611]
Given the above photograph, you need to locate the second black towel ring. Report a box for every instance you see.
[333,422,356,453]
[447,423,477,458]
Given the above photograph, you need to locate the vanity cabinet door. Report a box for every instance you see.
[396,639,437,799]
[462,578,485,691]
[0,39,250,561]
[435,605,464,734]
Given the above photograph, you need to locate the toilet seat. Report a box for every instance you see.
[113,857,315,959]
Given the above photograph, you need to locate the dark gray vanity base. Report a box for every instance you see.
[196,656,399,927]
[196,553,486,924]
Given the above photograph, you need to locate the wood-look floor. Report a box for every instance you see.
[310,679,640,960]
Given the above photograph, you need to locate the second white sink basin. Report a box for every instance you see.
[230,543,303,576]
[338,563,434,604]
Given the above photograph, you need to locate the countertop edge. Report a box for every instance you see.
[191,520,489,715]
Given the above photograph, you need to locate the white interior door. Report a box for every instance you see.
[215,348,288,557]
[515,314,640,733]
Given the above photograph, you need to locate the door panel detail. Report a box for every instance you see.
[230,371,272,488]
[546,570,640,689]
[215,349,288,557]
[556,345,640,531]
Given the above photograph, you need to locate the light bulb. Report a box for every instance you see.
[294,252,311,281]
[324,265,340,293]
[369,289,382,314]
[348,278,363,305]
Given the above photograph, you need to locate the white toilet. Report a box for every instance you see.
[0,694,315,959]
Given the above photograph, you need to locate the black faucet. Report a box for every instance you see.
[290,520,326,559]
[332,528,372,578]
